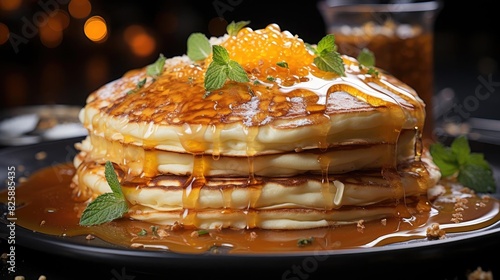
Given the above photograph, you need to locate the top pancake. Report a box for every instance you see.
[79,24,426,157]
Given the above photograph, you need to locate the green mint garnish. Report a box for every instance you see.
[297,237,314,247]
[146,53,166,80]
[309,34,345,76]
[187,33,212,61]
[127,78,146,95]
[357,48,379,77]
[266,76,275,82]
[204,45,249,93]
[197,229,210,236]
[127,54,166,94]
[227,20,250,36]
[357,48,375,67]
[276,61,288,68]
[430,135,496,192]
[367,68,379,76]
[79,161,129,226]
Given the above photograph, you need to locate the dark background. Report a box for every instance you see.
[0,0,499,121]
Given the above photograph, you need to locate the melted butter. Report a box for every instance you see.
[2,163,499,254]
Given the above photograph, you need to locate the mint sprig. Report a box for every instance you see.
[127,78,146,95]
[204,45,249,93]
[430,135,496,192]
[127,54,166,95]
[79,161,129,226]
[357,48,375,67]
[308,34,345,76]
[227,20,250,36]
[187,33,212,61]
[276,61,288,68]
[146,53,166,80]
[357,48,379,77]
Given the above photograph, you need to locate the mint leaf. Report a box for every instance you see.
[451,135,470,166]
[466,153,491,169]
[276,61,288,68]
[187,33,212,61]
[104,161,123,197]
[79,161,129,226]
[227,60,250,83]
[458,164,496,193]
[429,142,459,177]
[204,62,228,91]
[309,35,345,76]
[146,53,166,79]
[203,45,249,92]
[79,193,129,226]
[297,237,314,247]
[367,68,379,76]
[212,45,230,64]
[430,136,496,192]
[227,20,250,36]
[316,34,336,54]
[128,54,165,95]
[357,48,375,67]
[127,78,146,95]
[357,48,379,77]
[314,52,345,76]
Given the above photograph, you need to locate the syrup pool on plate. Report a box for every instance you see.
[2,162,499,254]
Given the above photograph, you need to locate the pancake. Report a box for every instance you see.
[72,154,439,230]
[78,26,424,158]
[74,128,417,177]
[72,23,437,230]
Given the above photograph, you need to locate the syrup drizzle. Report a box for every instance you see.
[1,164,499,255]
[39,24,451,236]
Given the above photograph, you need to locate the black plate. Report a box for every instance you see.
[1,137,500,279]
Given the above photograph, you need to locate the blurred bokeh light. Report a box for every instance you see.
[68,0,91,19]
[0,0,498,124]
[123,25,156,57]
[0,22,8,44]
[84,16,107,43]
[0,0,22,11]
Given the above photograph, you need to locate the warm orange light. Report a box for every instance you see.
[123,25,142,44]
[123,25,156,57]
[0,0,22,11]
[40,23,62,48]
[84,16,107,43]
[49,10,70,31]
[68,0,91,19]
[130,33,156,57]
[47,17,62,33]
[0,23,9,45]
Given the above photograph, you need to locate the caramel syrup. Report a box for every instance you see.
[9,24,496,255]
[1,163,499,255]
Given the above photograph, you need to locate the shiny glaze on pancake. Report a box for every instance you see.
[86,24,424,133]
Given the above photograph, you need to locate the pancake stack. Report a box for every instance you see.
[71,23,440,230]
